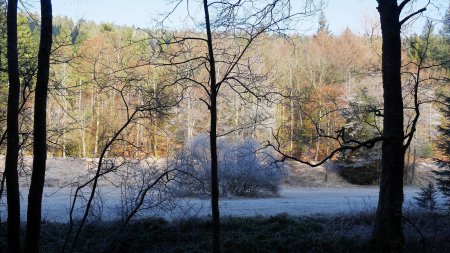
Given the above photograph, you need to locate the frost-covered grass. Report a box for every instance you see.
[0,156,445,252]
[0,186,423,223]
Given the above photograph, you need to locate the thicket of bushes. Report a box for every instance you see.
[337,161,380,185]
[334,148,381,185]
[174,135,284,197]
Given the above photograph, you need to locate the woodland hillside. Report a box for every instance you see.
[0,1,449,252]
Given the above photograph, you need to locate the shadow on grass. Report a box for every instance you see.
[1,211,449,253]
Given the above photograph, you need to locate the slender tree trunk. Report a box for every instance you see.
[252,98,259,139]
[62,65,67,158]
[25,1,52,252]
[5,0,21,252]
[406,146,411,183]
[315,107,321,161]
[135,119,141,156]
[81,118,86,157]
[153,124,157,157]
[234,93,239,140]
[289,64,295,154]
[203,1,220,252]
[90,83,94,116]
[372,1,405,251]
[62,99,67,157]
[152,81,158,157]
[94,95,100,157]
[78,82,85,157]
[412,146,416,184]
[187,95,192,140]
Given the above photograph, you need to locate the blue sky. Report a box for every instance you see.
[37,0,447,35]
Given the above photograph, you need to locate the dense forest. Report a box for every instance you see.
[0,0,449,252]
[0,6,446,162]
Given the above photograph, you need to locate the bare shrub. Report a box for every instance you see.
[175,135,284,198]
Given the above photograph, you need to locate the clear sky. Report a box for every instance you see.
[29,0,448,35]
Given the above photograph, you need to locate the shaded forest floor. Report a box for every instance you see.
[1,211,449,253]
[285,160,437,188]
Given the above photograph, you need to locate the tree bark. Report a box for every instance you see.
[203,1,221,252]
[94,93,100,157]
[5,0,21,252]
[78,81,86,157]
[24,1,52,252]
[372,0,405,251]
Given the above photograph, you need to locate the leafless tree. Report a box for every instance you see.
[60,44,181,253]
[267,0,439,251]
[150,1,316,252]
[4,0,22,251]
[24,1,52,252]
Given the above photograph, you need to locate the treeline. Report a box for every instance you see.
[0,8,447,163]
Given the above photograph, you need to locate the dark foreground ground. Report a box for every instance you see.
[1,211,449,253]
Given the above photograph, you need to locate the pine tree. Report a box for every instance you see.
[442,4,450,43]
[414,181,439,211]
[434,95,450,205]
[442,5,450,71]
[317,10,330,34]
[433,4,450,207]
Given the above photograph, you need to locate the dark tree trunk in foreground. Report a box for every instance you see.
[5,0,21,252]
[203,1,221,252]
[25,0,53,252]
[373,0,405,251]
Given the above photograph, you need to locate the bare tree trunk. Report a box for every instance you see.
[203,1,220,252]
[78,81,86,157]
[153,124,157,157]
[315,107,321,161]
[94,95,100,157]
[62,100,67,157]
[372,1,405,251]
[187,94,193,140]
[152,81,158,157]
[252,98,259,139]
[289,65,294,154]
[81,121,86,157]
[234,92,239,140]
[90,83,94,116]
[412,146,416,184]
[62,65,67,158]
[136,119,141,156]
[5,0,21,252]
[405,146,411,184]
[25,1,52,252]
[65,110,140,253]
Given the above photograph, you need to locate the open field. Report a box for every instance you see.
[1,186,425,223]
[1,158,445,252]
[0,157,439,222]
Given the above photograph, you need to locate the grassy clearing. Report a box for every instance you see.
[1,212,449,252]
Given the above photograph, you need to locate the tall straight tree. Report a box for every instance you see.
[372,0,426,251]
[25,0,53,252]
[151,1,312,252]
[5,0,21,252]
[202,1,220,251]
[265,1,428,252]
[372,1,405,251]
